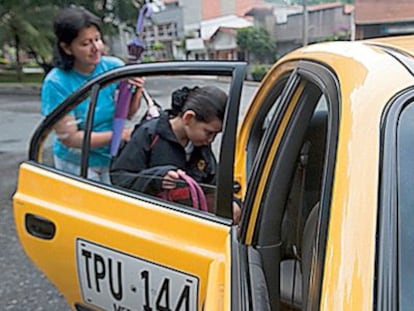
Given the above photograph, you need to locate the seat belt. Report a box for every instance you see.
[294,141,311,260]
[286,141,311,305]
[283,141,311,260]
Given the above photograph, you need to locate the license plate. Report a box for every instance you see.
[76,239,199,311]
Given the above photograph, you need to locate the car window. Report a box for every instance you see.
[242,64,339,310]
[274,83,328,311]
[245,75,290,176]
[397,100,414,310]
[40,90,100,177]
[35,70,238,219]
[40,81,134,182]
[112,75,230,214]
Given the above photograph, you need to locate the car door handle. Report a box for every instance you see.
[25,214,56,240]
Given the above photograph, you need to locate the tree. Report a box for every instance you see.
[236,27,277,64]
[0,1,58,80]
[0,1,143,79]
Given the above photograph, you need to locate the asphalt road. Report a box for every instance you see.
[0,93,70,310]
[0,79,258,310]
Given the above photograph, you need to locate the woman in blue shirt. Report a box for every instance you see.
[41,7,143,183]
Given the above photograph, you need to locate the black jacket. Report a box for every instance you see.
[110,112,217,195]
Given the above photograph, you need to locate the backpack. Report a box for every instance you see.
[112,90,212,212]
[111,88,162,158]
[140,88,162,122]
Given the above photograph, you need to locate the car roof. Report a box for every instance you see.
[273,35,414,118]
[260,36,414,208]
[364,34,414,56]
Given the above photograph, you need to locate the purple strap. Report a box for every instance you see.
[159,172,208,211]
[177,172,208,212]
[136,4,152,34]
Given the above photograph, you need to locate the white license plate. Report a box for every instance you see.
[76,239,199,311]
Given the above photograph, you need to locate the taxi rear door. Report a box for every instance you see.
[235,60,340,310]
[13,61,246,311]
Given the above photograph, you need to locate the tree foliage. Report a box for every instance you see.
[236,26,277,63]
[0,1,58,78]
[0,0,142,79]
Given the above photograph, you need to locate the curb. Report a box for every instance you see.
[0,79,259,96]
[0,83,41,96]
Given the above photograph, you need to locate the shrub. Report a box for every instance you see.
[141,56,156,63]
[0,70,44,83]
[251,64,270,82]
[0,58,10,65]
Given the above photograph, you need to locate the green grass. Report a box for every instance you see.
[0,70,44,83]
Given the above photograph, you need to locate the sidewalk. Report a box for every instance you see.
[0,83,41,96]
[0,80,259,96]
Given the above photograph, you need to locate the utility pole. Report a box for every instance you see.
[302,0,308,46]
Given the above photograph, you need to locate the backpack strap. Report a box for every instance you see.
[143,120,160,167]
[177,171,208,211]
[142,89,161,120]
[149,134,159,150]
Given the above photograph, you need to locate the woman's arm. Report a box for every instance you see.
[54,114,131,149]
[127,77,145,119]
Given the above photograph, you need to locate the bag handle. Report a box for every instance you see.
[176,172,208,212]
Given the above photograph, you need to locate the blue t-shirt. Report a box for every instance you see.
[41,56,124,167]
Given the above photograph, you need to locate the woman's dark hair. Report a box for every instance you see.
[52,7,101,70]
[171,86,228,122]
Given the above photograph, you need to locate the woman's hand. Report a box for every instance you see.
[128,77,145,89]
[121,127,133,141]
[127,77,145,119]
[232,201,242,225]
[162,169,185,190]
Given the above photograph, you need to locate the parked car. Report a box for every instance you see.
[13,35,414,311]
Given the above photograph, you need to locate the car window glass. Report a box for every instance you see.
[262,97,280,132]
[278,88,327,311]
[112,75,230,215]
[40,94,94,177]
[246,76,333,310]
[245,77,288,176]
[397,100,414,310]
[38,74,233,218]
[40,83,119,182]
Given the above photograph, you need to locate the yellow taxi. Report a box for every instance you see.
[13,35,414,310]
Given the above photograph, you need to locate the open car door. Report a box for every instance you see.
[13,61,246,311]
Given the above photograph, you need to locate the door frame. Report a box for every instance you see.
[29,61,247,220]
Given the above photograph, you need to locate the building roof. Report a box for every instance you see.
[210,26,238,40]
[355,1,414,24]
[200,14,253,40]
[186,14,253,51]
[307,2,347,12]
[245,2,353,18]
[236,0,267,17]
[186,38,205,51]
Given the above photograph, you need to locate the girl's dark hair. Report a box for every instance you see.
[52,7,101,70]
[171,86,228,122]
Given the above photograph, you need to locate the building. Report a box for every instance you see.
[133,0,261,60]
[202,0,265,20]
[142,4,185,60]
[108,1,183,61]
[186,14,253,60]
[165,0,264,34]
[246,2,354,58]
[354,0,414,39]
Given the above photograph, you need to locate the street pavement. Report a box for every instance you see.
[0,83,41,96]
[0,79,258,310]
[0,85,70,310]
